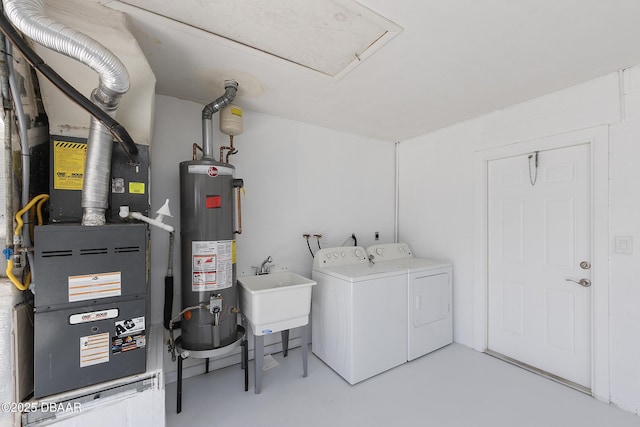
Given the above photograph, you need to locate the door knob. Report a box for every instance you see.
[565,278,591,287]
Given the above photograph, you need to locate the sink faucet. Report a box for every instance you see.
[253,256,273,275]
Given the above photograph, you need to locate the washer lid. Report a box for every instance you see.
[313,261,405,281]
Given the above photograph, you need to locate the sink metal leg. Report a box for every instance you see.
[205,357,209,373]
[242,339,248,391]
[302,324,309,377]
[177,354,183,414]
[254,334,264,394]
[281,329,289,357]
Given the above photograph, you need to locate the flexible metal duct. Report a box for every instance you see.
[3,0,130,226]
[202,80,238,158]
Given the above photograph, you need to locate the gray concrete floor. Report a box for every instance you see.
[166,343,638,426]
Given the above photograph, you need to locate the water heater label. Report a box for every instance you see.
[206,195,222,208]
[192,240,233,291]
[80,333,110,368]
[68,272,122,303]
[187,165,234,176]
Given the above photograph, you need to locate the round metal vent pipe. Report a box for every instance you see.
[3,0,130,226]
[201,80,238,159]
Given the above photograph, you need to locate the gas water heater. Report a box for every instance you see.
[178,80,244,351]
[179,160,243,350]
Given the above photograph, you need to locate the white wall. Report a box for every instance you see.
[608,66,640,413]
[149,95,396,379]
[398,66,640,414]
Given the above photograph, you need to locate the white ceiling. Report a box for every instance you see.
[99,0,640,142]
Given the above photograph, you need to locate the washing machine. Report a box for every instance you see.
[311,246,407,385]
[366,243,453,361]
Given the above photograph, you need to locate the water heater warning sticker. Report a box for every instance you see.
[192,240,233,291]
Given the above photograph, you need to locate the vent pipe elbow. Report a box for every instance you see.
[202,80,238,158]
[3,0,130,96]
[3,0,131,226]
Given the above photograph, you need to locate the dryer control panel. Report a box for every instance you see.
[366,243,413,261]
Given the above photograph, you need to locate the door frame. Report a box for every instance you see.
[473,126,609,402]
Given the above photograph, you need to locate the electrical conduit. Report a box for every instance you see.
[4,40,31,255]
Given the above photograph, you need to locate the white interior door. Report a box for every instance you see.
[487,143,591,388]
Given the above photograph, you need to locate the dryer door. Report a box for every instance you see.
[409,268,452,360]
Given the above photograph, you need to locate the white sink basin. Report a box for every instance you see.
[238,272,316,336]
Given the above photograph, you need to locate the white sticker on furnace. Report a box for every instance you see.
[115,316,145,337]
[69,309,119,325]
[192,240,233,291]
[80,332,110,368]
[68,272,121,303]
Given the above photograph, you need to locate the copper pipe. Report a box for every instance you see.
[192,143,203,160]
[225,135,238,164]
[220,135,238,164]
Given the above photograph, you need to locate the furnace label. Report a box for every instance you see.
[129,182,145,194]
[68,272,122,303]
[191,240,233,291]
[53,140,86,190]
[80,333,110,368]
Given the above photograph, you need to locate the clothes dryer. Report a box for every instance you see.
[367,243,453,361]
[312,246,407,384]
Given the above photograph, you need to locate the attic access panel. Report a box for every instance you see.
[117,0,402,79]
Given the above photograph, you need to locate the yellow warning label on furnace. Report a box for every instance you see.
[53,140,86,190]
[129,182,145,194]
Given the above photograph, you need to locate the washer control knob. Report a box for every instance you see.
[333,252,339,258]
[355,249,363,258]
[340,252,345,257]
[376,248,384,256]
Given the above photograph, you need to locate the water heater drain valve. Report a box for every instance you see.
[210,294,223,325]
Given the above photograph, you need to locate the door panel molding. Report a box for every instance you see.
[473,126,609,402]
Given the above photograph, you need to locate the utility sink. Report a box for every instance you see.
[238,272,316,336]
